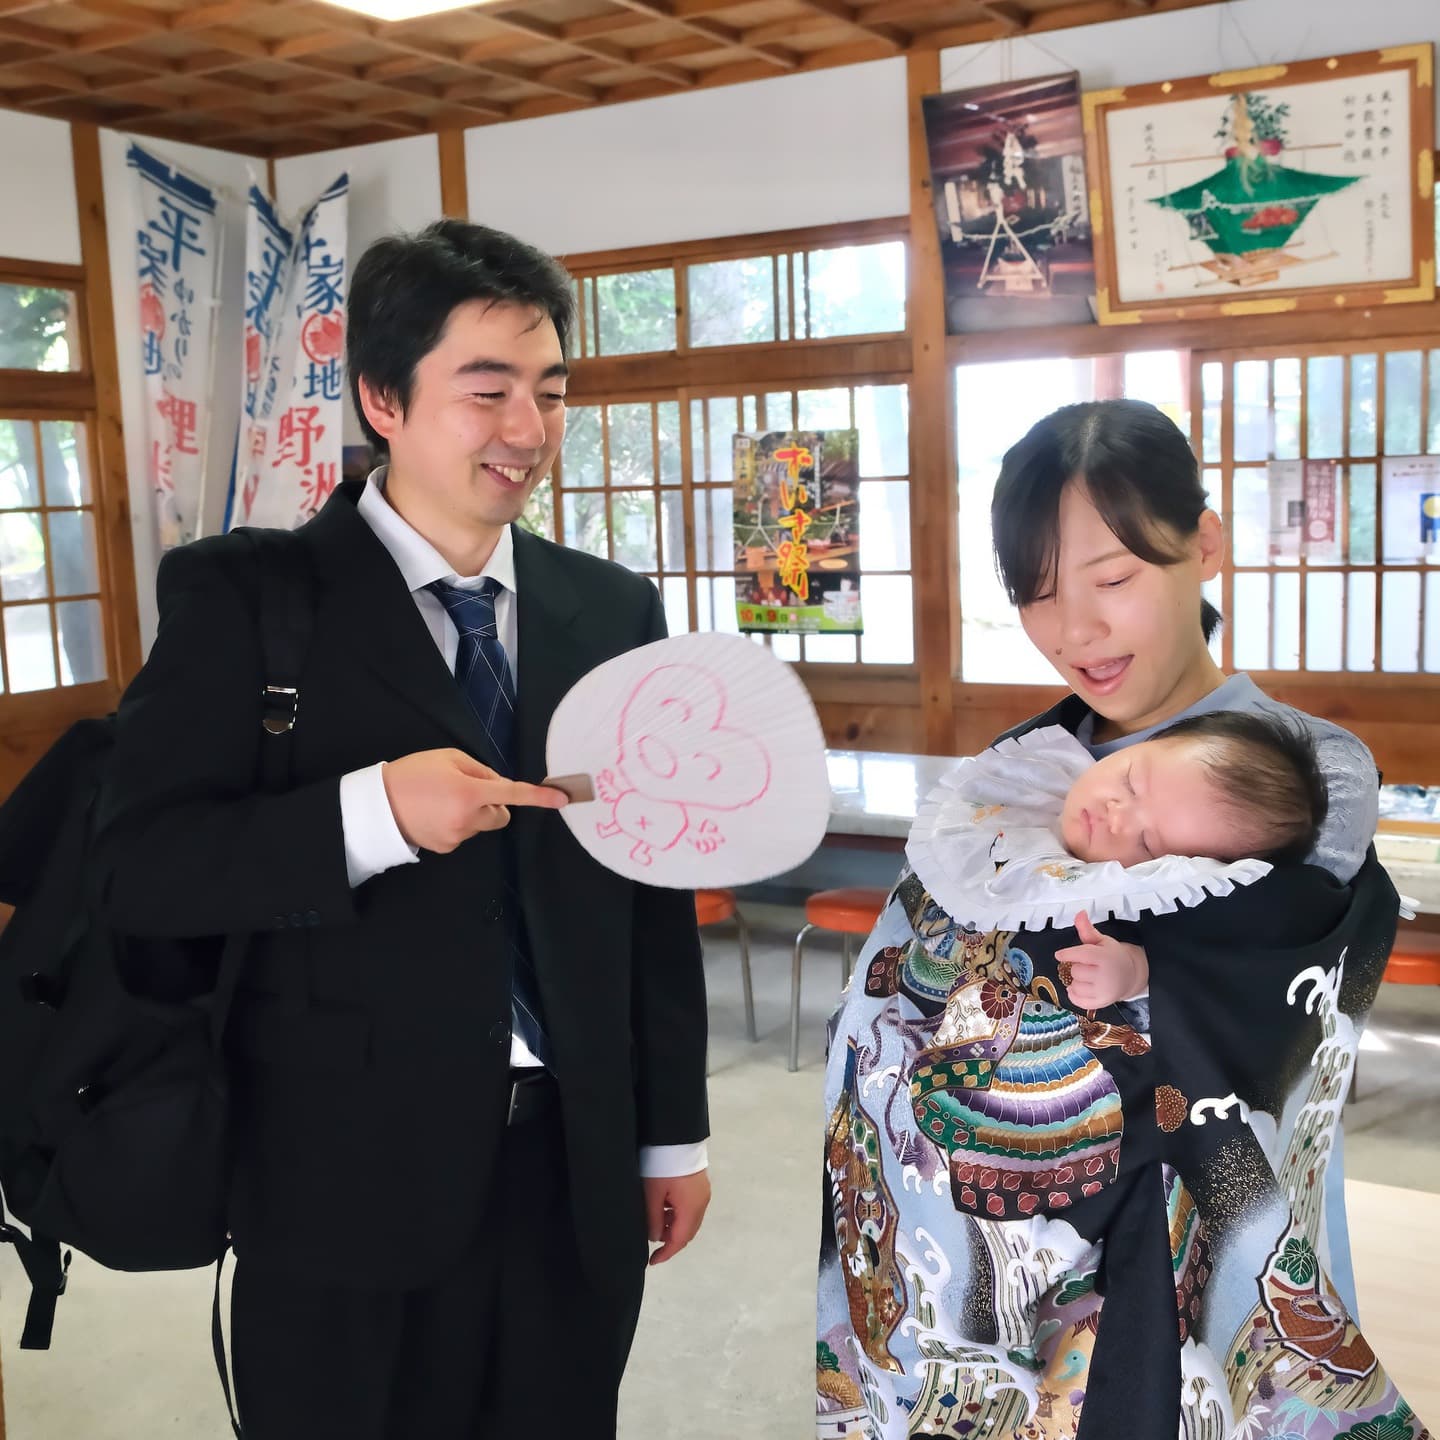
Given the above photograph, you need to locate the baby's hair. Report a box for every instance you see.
[1150,710,1328,864]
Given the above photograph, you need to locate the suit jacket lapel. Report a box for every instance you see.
[511,527,589,861]
[304,482,507,772]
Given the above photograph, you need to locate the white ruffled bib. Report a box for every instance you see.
[904,725,1271,932]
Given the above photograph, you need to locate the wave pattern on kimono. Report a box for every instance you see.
[816,856,1428,1440]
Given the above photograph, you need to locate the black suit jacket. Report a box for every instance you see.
[93,480,709,1296]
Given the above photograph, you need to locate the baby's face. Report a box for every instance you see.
[1059,738,1249,867]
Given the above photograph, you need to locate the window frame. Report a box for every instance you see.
[0,252,138,735]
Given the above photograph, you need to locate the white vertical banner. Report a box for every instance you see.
[229,173,348,532]
[128,142,221,552]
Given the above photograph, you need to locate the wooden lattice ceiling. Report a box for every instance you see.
[0,0,1230,157]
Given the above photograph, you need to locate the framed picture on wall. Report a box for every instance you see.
[1083,44,1435,325]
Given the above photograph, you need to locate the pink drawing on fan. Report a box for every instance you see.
[593,664,772,867]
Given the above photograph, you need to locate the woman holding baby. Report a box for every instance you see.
[815,400,1426,1440]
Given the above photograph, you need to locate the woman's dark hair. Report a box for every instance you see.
[345,219,576,454]
[990,398,1223,641]
[1152,709,1328,864]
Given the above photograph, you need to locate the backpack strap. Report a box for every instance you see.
[0,1215,68,1349]
[207,528,317,1440]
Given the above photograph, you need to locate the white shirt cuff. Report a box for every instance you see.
[339,762,420,889]
[639,1141,709,1178]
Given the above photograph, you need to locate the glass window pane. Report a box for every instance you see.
[1426,572,1440,673]
[1381,571,1421,672]
[796,387,851,430]
[857,480,910,572]
[698,576,736,634]
[55,598,105,685]
[521,477,554,540]
[4,602,55,692]
[1272,358,1301,461]
[690,397,706,482]
[0,285,79,371]
[1204,575,1223,664]
[1232,466,1268,566]
[1122,350,1188,432]
[1233,572,1271,670]
[594,269,675,356]
[855,384,909,478]
[777,256,792,342]
[1350,354,1378,458]
[606,403,654,487]
[1306,356,1344,459]
[1347,572,1376,671]
[956,357,1098,684]
[1348,463,1376,564]
[1305,572,1344,671]
[0,510,48,600]
[1201,361,1223,464]
[660,490,686,574]
[562,489,608,559]
[1234,360,1271,463]
[610,490,657,572]
[1383,351,1423,455]
[688,258,776,347]
[657,401,681,486]
[805,241,905,338]
[762,392,794,429]
[39,420,90,506]
[661,576,689,638]
[0,419,40,509]
[707,398,738,484]
[770,632,801,661]
[859,575,913,664]
[696,486,733,570]
[742,395,758,432]
[47,509,98,596]
[561,406,604,488]
[1429,351,1440,453]
[803,632,857,663]
[1272,572,1300,669]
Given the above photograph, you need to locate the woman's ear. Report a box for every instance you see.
[1196,508,1224,582]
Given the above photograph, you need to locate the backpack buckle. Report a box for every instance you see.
[261,684,299,736]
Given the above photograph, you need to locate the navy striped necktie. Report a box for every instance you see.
[426,576,549,1067]
[426,577,515,772]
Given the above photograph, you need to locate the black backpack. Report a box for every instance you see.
[0,529,314,1361]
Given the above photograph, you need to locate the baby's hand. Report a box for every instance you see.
[1055,911,1149,1012]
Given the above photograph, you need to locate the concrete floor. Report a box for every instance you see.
[3,904,1439,1439]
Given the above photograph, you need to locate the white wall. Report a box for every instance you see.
[274,133,443,447]
[99,129,260,646]
[938,0,1439,134]
[0,110,81,265]
[464,59,910,256]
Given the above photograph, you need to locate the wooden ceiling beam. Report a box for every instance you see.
[269,30,361,61]
[605,1,799,70]
[968,0,1028,31]
[788,0,906,50]
[66,0,164,27]
[0,0,65,14]
[470,10,696,88]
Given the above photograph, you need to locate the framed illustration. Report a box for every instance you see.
[1083,45,1435,324]
[922,73,1095,332]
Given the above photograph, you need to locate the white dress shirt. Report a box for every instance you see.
[337,469,705,1178]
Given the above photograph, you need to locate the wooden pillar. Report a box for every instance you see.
[906,51,959,754]
[437,129,468,219]
[71,121,143,687]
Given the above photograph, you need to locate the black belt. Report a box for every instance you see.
[507,1068,558,1127]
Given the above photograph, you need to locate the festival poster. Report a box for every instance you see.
[128,142,221,552]
[228,172,348,532]
[732,430,861,635]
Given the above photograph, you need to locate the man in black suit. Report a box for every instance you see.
[93,220,710,1438]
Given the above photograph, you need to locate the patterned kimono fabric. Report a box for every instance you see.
[816,856,1430,1440]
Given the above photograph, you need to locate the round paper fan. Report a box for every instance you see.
[545,632,830,888]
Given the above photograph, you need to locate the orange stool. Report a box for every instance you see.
[695,888,755,1042]
[790,887,888,1072]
